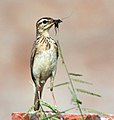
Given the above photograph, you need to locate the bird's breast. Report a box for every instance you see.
[33,47,57,80]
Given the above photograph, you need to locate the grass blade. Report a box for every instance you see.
[72,78,93,85]
[76,88,101,97]
[82,108,109,116]
[48,82,70,89]
[41,107,75,120]
[69,73,82,76]
[23,104,36,118]
[68,87,82,105]
[40,100,59,113]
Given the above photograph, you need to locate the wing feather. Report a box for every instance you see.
[30,41,37,83]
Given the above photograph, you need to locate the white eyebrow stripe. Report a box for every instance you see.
[38,19,48,24]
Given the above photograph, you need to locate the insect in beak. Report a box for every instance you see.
[53,19,62,34]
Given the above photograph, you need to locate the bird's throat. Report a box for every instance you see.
[37,30,50,38]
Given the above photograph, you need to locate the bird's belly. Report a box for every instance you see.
[33,49,57,80]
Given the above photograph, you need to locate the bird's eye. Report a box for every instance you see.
[43,20,48,24]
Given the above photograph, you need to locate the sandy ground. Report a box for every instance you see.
[0,0,114,119]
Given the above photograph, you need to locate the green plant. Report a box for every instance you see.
[23,40,101,120]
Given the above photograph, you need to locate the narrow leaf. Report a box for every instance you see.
[62,107,76,113]
[40,100,59,113]
[23,104,36,118]
[68,87,82,105]
[82,108,109,116]
[76,88,101,97]
[41,107,75,120]
[30,111,39,119]
[48,82,70,89]
[69,72,82,76]
[72,78,93,85]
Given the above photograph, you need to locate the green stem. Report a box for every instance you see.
[57,40,84,120]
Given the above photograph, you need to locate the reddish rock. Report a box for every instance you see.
[12,113,29,120]
[12,112,110,120]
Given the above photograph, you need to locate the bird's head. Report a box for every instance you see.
[36,17,62,36]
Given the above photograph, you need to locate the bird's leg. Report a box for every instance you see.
[34,85,38,110]
[34,79,41,111]
[38,84,41,99]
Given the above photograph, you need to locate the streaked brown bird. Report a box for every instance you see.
[30,17,62,111]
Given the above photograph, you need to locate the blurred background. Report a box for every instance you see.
[0,0,114,119]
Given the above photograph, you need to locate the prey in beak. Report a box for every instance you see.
[53,19,62,34]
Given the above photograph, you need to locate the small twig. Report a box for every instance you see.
[57,40,84,120]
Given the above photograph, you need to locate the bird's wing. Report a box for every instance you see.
[30,41,38,83]
[54,42,59,59]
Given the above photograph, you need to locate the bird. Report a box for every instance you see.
[30,17,62,111]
